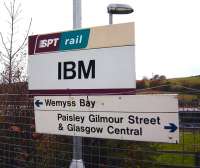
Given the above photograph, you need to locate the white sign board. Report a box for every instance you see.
[29,46,135,90]
[34,95,179,143]
[28,22,135,93]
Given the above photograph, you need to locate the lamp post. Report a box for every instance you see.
[107,4,134,24]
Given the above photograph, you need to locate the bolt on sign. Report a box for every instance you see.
[28,22,135,94]
[34,95,179,143]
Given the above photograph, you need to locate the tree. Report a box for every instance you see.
[151,74,166,81]
[151,74,160,80]
[159,75,166,80]
[0,0,32,84]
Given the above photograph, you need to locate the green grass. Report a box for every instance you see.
[168,76,200,86]
[167,76,200,101]
[178,94,199,102]
[157,131,200,167]
[157,153,195,166]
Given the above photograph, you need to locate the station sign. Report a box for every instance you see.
[34,95,179,143]
[28,22,135,94]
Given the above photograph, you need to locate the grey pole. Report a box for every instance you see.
[109,13,113,24]
[73,0,81,28]
[69,0,85,168]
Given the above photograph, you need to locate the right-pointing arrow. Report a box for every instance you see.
[35,100,43,107]
[164,123,178,133]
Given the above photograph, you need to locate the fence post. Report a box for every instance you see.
[195,152,200,168]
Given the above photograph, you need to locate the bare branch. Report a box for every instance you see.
[3,2,12,17]
[6,20,12,25]
[0,32,10,56]
[12,18,32,58]
[0,53,9,63]
[9,16,14,59]
[14,3,22,19]
[0,52,6,63]
[1,0,31,84]
[13,17,22,25]
[11,0,15,16]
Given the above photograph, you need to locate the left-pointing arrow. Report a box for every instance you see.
[35,100,43,107]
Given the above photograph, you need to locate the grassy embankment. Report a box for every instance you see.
[157,131,200,167]
[137,75,200,102]
[157,77,200,166]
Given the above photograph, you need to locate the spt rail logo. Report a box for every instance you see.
[39,38,59,48]
[59,29,90,51]
[35,33,60,54]
[28,29,90,55]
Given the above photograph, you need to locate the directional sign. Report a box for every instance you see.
[35,100,43,107]
[28,22,135,94]
[34,95,179,143]
[164,123,177,133]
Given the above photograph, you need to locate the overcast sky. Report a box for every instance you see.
[0,0,200,79]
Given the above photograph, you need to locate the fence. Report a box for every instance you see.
[0,93,199,168]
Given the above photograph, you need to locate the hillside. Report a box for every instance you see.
[136,75,200,103]
[167,75,200,88]
[137,75,200,90]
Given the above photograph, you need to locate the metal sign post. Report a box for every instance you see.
[70,1,85,168]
